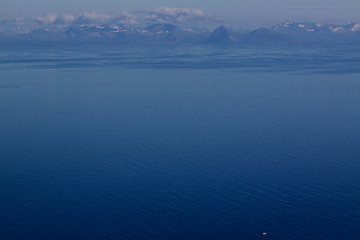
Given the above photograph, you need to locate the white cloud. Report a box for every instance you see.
[60,14,75,24]
[76,11,138,25]
[80,11,111,23]
[33,11,137,26]
[8,8,219,29]
[145,7,213,23]
[36,13,57,24]
[115,11,138,24]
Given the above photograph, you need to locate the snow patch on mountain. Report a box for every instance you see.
[273,21,360,34]
[351,24,360,32]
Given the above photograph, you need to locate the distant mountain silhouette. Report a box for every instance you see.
[1,21,360,47]
[146,24,178,33]
[272,21,360,34]
[206,26,236,44]
[146,24,206,43]
[246,28,293,43]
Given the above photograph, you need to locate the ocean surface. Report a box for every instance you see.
[0,45,360,240]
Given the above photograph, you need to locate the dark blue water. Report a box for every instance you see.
[1,46,360,240]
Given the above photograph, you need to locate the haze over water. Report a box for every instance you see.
[1,46,360,239]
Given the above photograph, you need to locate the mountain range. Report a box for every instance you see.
[1,21,360,46]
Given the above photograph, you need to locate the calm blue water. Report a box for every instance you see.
[1,46,360,240]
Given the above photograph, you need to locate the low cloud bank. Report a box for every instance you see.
[0,7,219,30]
[145,7,214,23]
[36,13,57,24]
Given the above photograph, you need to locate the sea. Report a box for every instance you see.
[0,45,360,240]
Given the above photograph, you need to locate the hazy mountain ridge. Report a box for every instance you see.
[1,20,360,46]
[272,21,360,33]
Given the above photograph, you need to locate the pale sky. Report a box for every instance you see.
[1,0,359,27]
